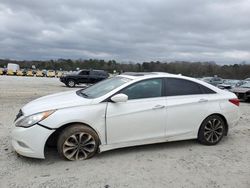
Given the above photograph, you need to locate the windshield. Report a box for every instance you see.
[78,76,132,98]
[240,82,250,88]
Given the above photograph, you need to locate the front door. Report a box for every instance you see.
[106,78,167,144]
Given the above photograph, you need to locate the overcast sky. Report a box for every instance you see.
[0,0,250,64]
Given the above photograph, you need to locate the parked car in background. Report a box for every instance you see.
[0,68,3,75]
[218,79,243,90]
[231,82,250,101]
[60,69,109,87]
[16,70,25,76]
[3,68,7,75]
[47,70,56,77]
[7,69,15,76]
[32,70,37,75]
[42,70,47,76]
[36,70,44,77]
[201,76,223,86]
[26,70,34,76]
[56,71,63,78]
[12,72,239,161]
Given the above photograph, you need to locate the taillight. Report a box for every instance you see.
[229,98,240,106]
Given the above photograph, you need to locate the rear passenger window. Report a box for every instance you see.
[199,85,216,94]
[98,71,105,76]
[92,71,106,76]
[165,78,215,96]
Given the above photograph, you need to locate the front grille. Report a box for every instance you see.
[15,110,23,121]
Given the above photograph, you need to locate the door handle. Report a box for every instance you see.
[152,105,165,109]
[198,99,208,103]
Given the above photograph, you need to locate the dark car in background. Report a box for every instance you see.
[60,69,109,87]
[231,82,250,101]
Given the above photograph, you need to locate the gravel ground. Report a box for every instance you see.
[0,76,249,188]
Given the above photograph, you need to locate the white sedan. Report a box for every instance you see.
[12,73,240,160]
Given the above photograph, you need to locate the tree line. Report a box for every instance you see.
[0,59,249,79]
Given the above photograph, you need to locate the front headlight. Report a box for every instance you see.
[15,110,55,128]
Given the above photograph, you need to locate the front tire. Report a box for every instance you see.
[198,115,225,145]
[66,79,76,87]
[57,124,99,161]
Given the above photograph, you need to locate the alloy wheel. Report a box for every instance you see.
[62,132,96,160]
[204,118,224,144]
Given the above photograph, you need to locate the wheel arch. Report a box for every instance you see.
[45,122,102,148]
[66,77,78,83]
[199,113,229,136]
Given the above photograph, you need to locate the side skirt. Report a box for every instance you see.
[99,134,196,152]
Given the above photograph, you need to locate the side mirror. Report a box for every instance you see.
[111,93,128,103]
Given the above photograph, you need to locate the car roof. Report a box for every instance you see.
[81,69,106,72]
[119,72,184,80]
[120,72,175,79]
[118,72,224,93]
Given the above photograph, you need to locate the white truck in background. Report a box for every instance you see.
[7,63,20,75]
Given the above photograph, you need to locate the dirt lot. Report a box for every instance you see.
[0,76,249,188]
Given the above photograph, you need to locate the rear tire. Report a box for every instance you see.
[57,124,99,161]
[198,115,225,145]
[66,79,76,87]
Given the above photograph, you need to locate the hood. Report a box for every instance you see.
[22,90,93,116]
[231,87,250,93]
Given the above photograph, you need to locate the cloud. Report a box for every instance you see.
[0,0,250,64]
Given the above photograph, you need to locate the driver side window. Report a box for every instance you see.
[121,79,163,100]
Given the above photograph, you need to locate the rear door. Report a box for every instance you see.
[165,78,217,139]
